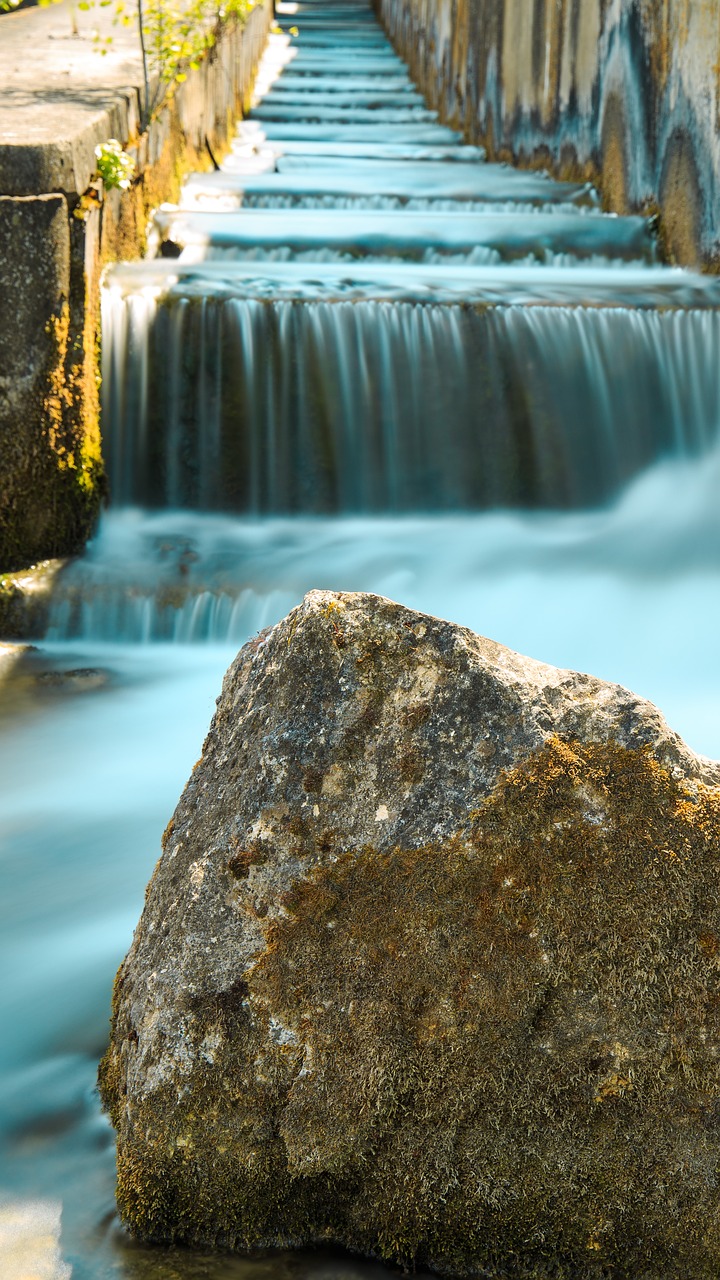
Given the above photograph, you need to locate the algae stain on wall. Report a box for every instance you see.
[377,0,720,268]
[0,3,273,574]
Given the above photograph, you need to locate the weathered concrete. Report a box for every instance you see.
[375,0,720,269]
[0,0,272,572]
[101,590,720,1278]
[0,195,87,569]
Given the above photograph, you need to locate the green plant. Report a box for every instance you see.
[95,138,136,190]
[92,0,255,128]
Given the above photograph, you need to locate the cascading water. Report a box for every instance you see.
[4,2,720,1277]
[101,289,720,513]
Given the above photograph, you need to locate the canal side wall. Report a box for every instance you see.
[376,0,720,271]
[0,0,272,574]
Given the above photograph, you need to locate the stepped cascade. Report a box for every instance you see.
[102,0,720,530]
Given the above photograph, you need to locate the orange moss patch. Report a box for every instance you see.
[101,738,720,1277]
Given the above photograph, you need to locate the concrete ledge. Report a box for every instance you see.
[0,3,144,198]
[0,194,78,569]
[0,643,32,695]
[0,0,272,573]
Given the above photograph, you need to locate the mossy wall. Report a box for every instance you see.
[375,0,720,269]
[0,1,272,574]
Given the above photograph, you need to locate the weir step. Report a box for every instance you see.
[227,140,488,162]
[250,105,440,123]
[235,123,465,145]
[152,209,657,266]
[179,163,598,208]
[260,78,425,93]
[258,91,429,105]
[109,260,720,309]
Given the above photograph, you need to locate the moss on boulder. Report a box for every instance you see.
[100,590,720,1278]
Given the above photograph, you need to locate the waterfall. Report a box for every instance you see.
[43,0,720,717]
[101,289,720,514]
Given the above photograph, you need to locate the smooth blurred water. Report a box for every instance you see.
[102,291,720,513]
[37,441,720,750]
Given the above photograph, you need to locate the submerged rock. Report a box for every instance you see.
[101,590,720,1278]
[0,559,66,640]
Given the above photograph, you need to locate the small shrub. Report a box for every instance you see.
[95,139,136,191]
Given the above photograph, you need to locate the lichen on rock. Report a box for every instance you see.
[100,590,720,1278]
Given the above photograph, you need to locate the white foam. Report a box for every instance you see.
[0,1200,71,1280]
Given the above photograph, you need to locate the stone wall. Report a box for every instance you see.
[0,0,272,573]
[376,0,720,270]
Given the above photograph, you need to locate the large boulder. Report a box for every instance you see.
[100,590,720,1278]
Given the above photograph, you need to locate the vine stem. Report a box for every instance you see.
[137,0,151,131]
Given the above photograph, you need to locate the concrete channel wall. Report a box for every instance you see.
[376,0,720,271]
[0,0,272,573]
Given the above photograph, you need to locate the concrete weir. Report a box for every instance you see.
[375,0,720,272]
[98,4,720,533]
[0,0,272,573]
[3,0,720,575]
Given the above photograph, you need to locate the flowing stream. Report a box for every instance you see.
[4,1,720,1276]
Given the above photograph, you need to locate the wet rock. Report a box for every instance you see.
[35,666,109,693]
[0,1199,71,1280]
[101,590,720,1278]
[0,559,68,640]
[0,642,31,684]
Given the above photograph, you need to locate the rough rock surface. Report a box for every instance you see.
[101,590,720,1278]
